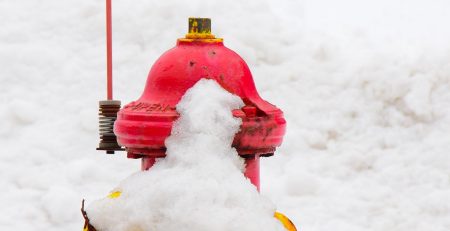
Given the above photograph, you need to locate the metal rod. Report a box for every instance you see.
[141,157,156,171]
[106,0,113,100]
[244,155,260,191]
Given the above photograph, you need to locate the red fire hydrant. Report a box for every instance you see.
[101,18,286,191]
[93,14,296,231]
[98,18,286,190]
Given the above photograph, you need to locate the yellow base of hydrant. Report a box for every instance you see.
[82,191,297,231]
[274,212,297,231]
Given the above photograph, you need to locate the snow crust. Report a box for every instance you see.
[1,0,450,231]
[87,79,284,231]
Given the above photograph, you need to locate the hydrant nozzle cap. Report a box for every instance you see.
[186,18,216,39]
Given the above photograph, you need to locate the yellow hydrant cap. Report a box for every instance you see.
[185,17,216,39]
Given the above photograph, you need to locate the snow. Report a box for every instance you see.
[87,79,284,231]
[1,0,450,231]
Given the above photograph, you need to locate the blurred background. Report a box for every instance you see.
[1,0,450,230]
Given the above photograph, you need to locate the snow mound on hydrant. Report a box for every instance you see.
[87,79,285,231]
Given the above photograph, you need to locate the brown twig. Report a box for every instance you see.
[81,199,97,231]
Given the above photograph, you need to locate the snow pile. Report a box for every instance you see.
[87,79,284,231]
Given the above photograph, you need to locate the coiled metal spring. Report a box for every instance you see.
[97,100,123,154]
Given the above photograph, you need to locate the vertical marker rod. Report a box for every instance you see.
[106,0,113,100]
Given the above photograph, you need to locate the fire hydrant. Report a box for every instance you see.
[108,18,285,190]
[94,16,295,231]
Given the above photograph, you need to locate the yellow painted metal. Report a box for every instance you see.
[274,212,297,231]
[185,33,216,39]
[185,17,217,39]
[107,191,122,199]
[178,38,223,43]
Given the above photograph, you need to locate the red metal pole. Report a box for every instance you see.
[141,157,156,171]
[244,155,260,191]
[106,0,113,100]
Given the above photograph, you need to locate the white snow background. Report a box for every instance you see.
[1,0,450,230]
